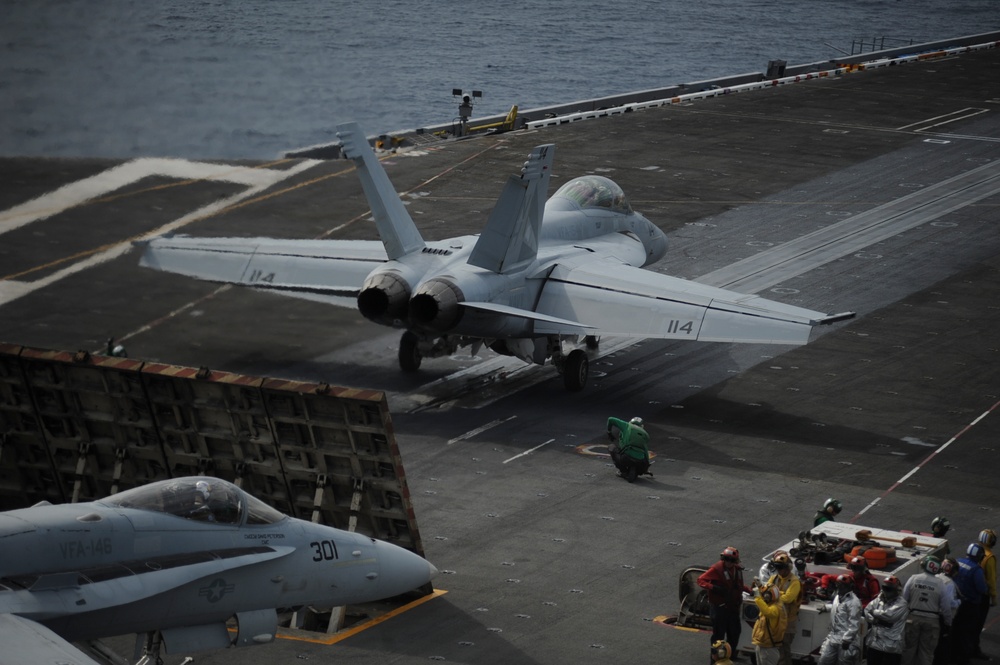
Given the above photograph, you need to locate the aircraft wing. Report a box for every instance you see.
[138,236,386,306]
[0,613,100,665]
[534,262,853,344]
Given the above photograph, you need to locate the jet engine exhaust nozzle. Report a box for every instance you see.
[358,272,412,325]
[409,279,464,331]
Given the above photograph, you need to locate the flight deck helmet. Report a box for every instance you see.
[760,585,780,604]
[720,547,741,564]
[849,556,868,575]
[711,640,732,662]
[921,555,941,574]
[630,416,644,427]
[772,551,791,571]
[823,498,843,515]
[979,528,997,547]
[967,543,985,562]
[881,576,902,599]
[931,516,951,537]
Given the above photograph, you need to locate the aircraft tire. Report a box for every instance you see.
[399,331,422,372]
[563,349,588,392]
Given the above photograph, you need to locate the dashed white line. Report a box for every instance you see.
[447,415,518,445]
[504,439,555,464]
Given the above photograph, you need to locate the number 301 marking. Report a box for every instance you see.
[310,540,339,562]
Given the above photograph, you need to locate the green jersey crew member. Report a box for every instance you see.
[607,416,651,482]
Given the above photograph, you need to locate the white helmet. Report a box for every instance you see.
[629,417,644,427]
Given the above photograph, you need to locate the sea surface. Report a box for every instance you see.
[2,0,997,160]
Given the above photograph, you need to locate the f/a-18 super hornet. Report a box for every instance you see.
[0,477,436,664]
[140,122,852,391]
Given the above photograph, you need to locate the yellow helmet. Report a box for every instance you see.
[711,640,732,661]
[979,528,997,547]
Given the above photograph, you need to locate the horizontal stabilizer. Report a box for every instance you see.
[337,122,425,260]
[467,144,554,274]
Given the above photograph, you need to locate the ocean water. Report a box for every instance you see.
[1,0,997,160]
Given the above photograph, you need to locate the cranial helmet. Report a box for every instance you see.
[721,546,740,563]
[760,585,780,604]
[967,543,985,561]
[849,556,867,573]
[824,498,843,514]
[931,516,951,536]
[979,528,997,547]
[922,555,941,574]
[941,557,958,576]
[772,551,791,568]
[835,573,853,591]
[711,640,732,661]
[882,576,902,597]
[630,416,644,427]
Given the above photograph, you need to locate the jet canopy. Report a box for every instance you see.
[102,476,285,525]
[549,175,633,214]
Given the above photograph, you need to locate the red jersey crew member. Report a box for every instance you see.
[847,556,881,607]
[698,547,752,658]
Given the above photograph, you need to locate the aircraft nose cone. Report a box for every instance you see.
[373,540,437,597]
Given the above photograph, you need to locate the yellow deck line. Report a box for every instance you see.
[276,588,448,645]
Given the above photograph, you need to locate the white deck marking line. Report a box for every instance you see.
[504,439,555,464]
[0,160,319,307]
[447,415,518,445]
[0,158,313,235]
[854,399,1000,518]
[701,159,1000,293]
[896,107,988,132]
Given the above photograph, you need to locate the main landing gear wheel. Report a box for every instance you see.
[399,331,422,372]
[563,349,589,392]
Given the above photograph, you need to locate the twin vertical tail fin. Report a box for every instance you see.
[467,144,554,274]
[336,122,425,260]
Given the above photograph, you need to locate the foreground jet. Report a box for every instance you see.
[140,123,852,391]
[0,477,436,664]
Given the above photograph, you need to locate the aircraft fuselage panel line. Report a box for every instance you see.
[699,159,1000,295]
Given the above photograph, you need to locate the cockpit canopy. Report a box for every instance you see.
[102,476,285,525]
[548,175,633,214]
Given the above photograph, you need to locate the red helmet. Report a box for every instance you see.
[849,556,867,573]
[882,576,902,596]
[721,547,740,563]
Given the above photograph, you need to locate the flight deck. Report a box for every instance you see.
[1,40,999,664]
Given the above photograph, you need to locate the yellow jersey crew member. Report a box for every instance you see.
[752,584,788,665]
[764,552,801,665]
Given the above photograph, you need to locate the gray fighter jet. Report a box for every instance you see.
[140,123,852,391]
[0,476,437,664]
